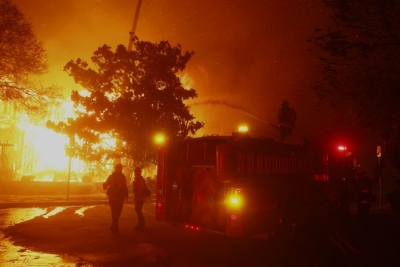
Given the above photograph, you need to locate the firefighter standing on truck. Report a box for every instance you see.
[278,100,297,142]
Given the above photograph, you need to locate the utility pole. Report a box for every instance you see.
[377,145,382,211]
[128,0,143,51]
[66,135,75,201]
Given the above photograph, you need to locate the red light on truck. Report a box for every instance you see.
[185,224,200,231]
[338,146,347,151]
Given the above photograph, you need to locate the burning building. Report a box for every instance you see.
[0,99,114,183]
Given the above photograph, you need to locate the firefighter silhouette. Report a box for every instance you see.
[355,166,372,221]
[278,100,297,142]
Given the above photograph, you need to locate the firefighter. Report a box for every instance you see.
[102,163,129,232]
[133,167,146,230]
[278,100,297,142]
[336,178,351,221]
[387,179,400,213]
[355,167,372,221]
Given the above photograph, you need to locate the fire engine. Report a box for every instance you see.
[155,129,358,237]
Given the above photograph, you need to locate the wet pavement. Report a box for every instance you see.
[0,193,109,208]
[0,194,121,267]
[1,194,400,267]
[0,193,176,267]
[0,206,92,267]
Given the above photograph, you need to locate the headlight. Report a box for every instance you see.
[227,195,242,208]
[230,196,239,205]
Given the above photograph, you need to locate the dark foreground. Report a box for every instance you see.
[1,201,400,267]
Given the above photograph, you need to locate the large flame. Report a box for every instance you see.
[15,101,89,182]
[7,92,113,182]
[3,83,191,182]
[18,121,70,171]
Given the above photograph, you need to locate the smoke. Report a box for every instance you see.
[188,100,269,125]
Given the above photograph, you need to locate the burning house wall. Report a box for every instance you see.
[0,99,105,182]
[0,94,158,184]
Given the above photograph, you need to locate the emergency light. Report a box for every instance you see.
[154,134,165,145]
[238,125,248,133]
[227,193,243,208]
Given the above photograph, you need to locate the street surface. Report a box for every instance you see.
[0,196,399,267]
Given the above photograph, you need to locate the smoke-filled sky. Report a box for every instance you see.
[14,0,335,140]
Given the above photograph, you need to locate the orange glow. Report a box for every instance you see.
[4,90,123,182]
[14,98,88,181]
[17,121,70,172]
[9,0,332,152]
[99,134,117,149]
[179,73,194,90]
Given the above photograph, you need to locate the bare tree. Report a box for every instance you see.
[0,0,59,117]
[308,0,400,171]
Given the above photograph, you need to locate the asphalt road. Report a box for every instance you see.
[1,198,399,267]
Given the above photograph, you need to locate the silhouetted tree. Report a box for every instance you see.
[308,0,400,172]
[0,0,59,115]
[47,38,203,166]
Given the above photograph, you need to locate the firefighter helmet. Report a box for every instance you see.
[115,163,124,169]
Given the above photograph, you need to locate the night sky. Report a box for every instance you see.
[14,0,335,140]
